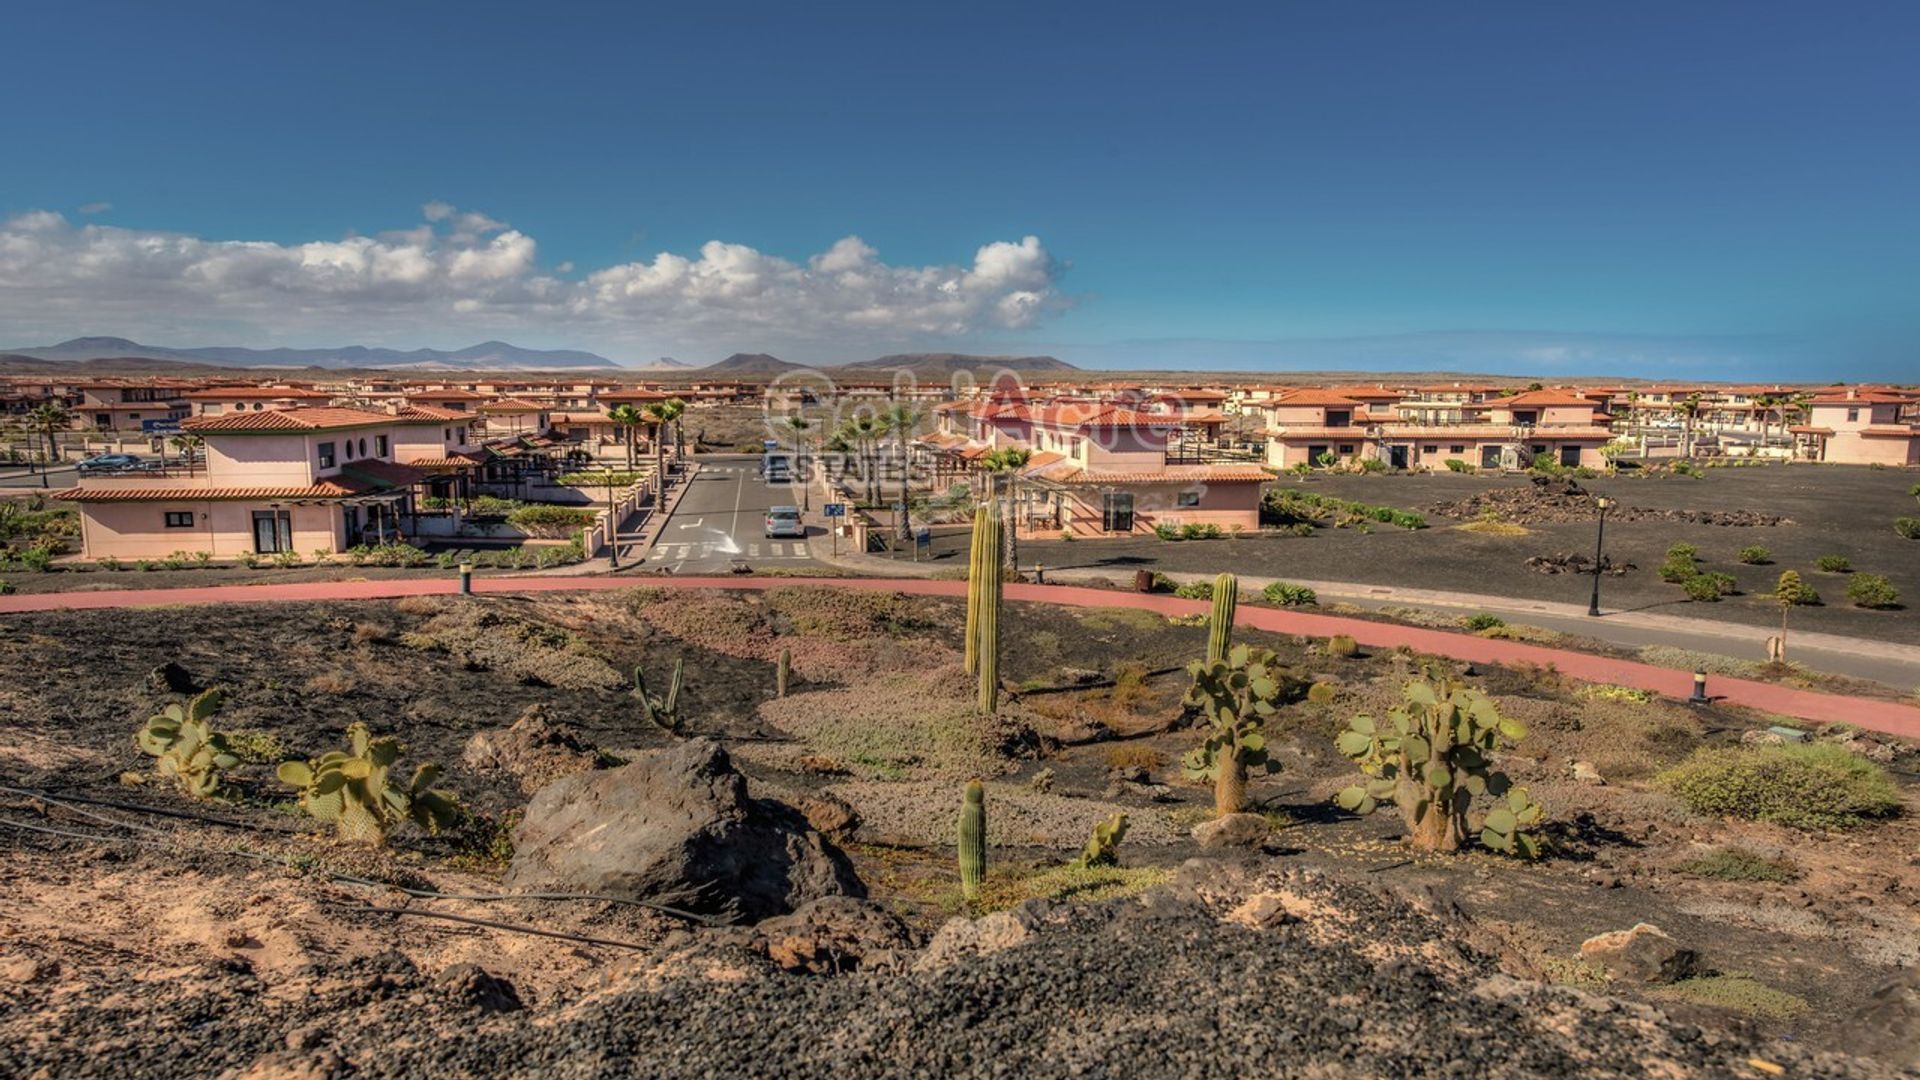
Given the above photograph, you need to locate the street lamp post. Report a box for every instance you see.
[1587,496,1613,617]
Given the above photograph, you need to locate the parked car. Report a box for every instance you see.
[76,453,144,474]
[764,505,805,539]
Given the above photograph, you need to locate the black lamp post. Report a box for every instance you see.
[1587,496,1613,617]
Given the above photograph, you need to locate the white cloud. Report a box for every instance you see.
[78,201,112,215]
[0,205,1069,354]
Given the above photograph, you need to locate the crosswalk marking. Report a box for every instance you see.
[645,540,812,563]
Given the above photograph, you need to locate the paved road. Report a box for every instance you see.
[3,573,1916,740]
[642,455,821,574]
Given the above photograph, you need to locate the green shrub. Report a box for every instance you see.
[1358,457,1387,473]
[0,579,13,595]
[1464,612,1505,632]
[1444,459,1472,473]
[1774,571,1819,606]
[1659,744,1900,830]
[96,556,122,571]
[1678,847,1799,883]
[1894,517,1920,541]
[507,505,600,538]
[1736,546,1769,565]
[1846,574,1900,609]
[1261,581,1318,606]
[1153,521,1182,541]
[1171,580,1214,600]
[1178,522,1223,540]
[1813,554,1851,573]
[1666,542,1699,561]
[1658,554,1698,583]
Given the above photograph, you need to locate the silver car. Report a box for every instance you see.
[764,505,804,539]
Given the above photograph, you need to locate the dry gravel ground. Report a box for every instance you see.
[1,842,1905,1080]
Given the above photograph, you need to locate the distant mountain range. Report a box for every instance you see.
[5,336,623,371]
[691,352,1079,378]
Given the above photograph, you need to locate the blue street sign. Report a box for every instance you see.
[824,503,846,518]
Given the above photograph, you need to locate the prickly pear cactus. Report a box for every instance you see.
[957,780,986,901]
[135,688,237,800]
[1182,643,1294,815]
[1332,668,1544,857]
[1071,812,1129,868]
[276,722,461,846]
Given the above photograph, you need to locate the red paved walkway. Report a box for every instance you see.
[4,575,1916,741]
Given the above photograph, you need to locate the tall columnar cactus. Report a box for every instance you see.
[1183,644,1293,815]
[957,780,986,901]
[776,647,791,698]
[135,688,237,800]
[964,506,989,676]
[970,499,1003,714]
[276,723,461,846]
[1333,668,1544,857]
[634,658,685,733]
[1071,812,1129,868]
[1206,572,1238,664]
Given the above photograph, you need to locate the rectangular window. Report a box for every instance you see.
[251,510,293,554]
[375,434,389,457]
[1450,445,1466,454]
[1337,444,1355,455]
[1101,492,1135,533]
[1846,408,1859,422]
[1176,490,1201,508]
[164,511,194,528]
[317,441,336,468]
[1422,445,1438,454]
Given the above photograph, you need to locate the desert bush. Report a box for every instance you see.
[507,505,599,538]
[1444,459,1472,473]
[1683,572,1737,602]
[765,585,928,641]
[1678,847,1799,883]
[1846,574,1900,609]
[96,556,122,571]
[1109,662,1154,710]
[1261,581,1317,607]
[1736,546,1770,565]
[1333,668,1544,856]
[302,669,356,695]
[759,666,1019,780]
[1813,554,1852,573]
[402,606,625,690]
[1464,612,1505,632]
[238,552,260,569]
[1658,554,1699,584]
[1103,743,1165,772]
[0,579,12,595]
[1894,517,1920,541]
[1774,570,1819,606]
[272,550,302,568]
[1658,743,1900,830]
[277,722,461,845]
[222,728,287,765]
[1172,580,1214,600]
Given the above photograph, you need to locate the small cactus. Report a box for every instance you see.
[134,688,237,800]
[957,780,986,901]
[1206,572,1238,664]
[1327,634,1359,659]
[1307,681,1337,705]
[1333,667,1544,857]
[1071,812,1128,868]
[635,659,686,733]
[1183,643,1294,815]
[776,647,791,698]
[276,722,461,846]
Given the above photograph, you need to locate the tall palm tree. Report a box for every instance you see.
[779,415,813,507]
[980,447,1032,573]
[1750,394,1777,449]
[1675,393,1704,458]
[606,404,644,470]
[169,432,204,476]
[640,398,685,487]
[27,402,71,464]
[882,403,922,538]
[843,414,887,505]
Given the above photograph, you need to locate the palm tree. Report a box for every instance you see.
[980,447,1032,573]
[779,415,813,508]
[882,403,922,538]
[169,432,204,476]
[26,402,71,464]
[606,404,644,470]
[1750,394,1777,449]
[843,414,887,506]
[1675,393,1704,458]
[640,398,685,488]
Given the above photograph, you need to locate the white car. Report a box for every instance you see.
[765,506,804,539]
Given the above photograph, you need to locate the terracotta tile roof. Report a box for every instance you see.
[1060,465,1271,485]
[1787,425,1834,436]
[598,388,674,403]
[54,465,419,502]
[1329,386,1404,401]
[404,387,488,400]
[394,404,469,421]
[1028,403,1170,429]
[1489,390,1597,407]
[1859,425,1920,437]
[477,398,547,412]
[336,458,430,488]
[404,452,489,469]
[182,407,441,433]
[1268,390,1366,408]
[184,386,333,401]
[1809,392,1912,405]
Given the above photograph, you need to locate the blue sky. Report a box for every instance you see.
[2,0,1915,377]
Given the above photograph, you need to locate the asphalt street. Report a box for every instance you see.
[643,455,821,574]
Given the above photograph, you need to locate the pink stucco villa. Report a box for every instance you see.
[1790,390,1920,466]
[59,405,484,560]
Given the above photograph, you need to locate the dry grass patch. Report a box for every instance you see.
[758,665,1025,781]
